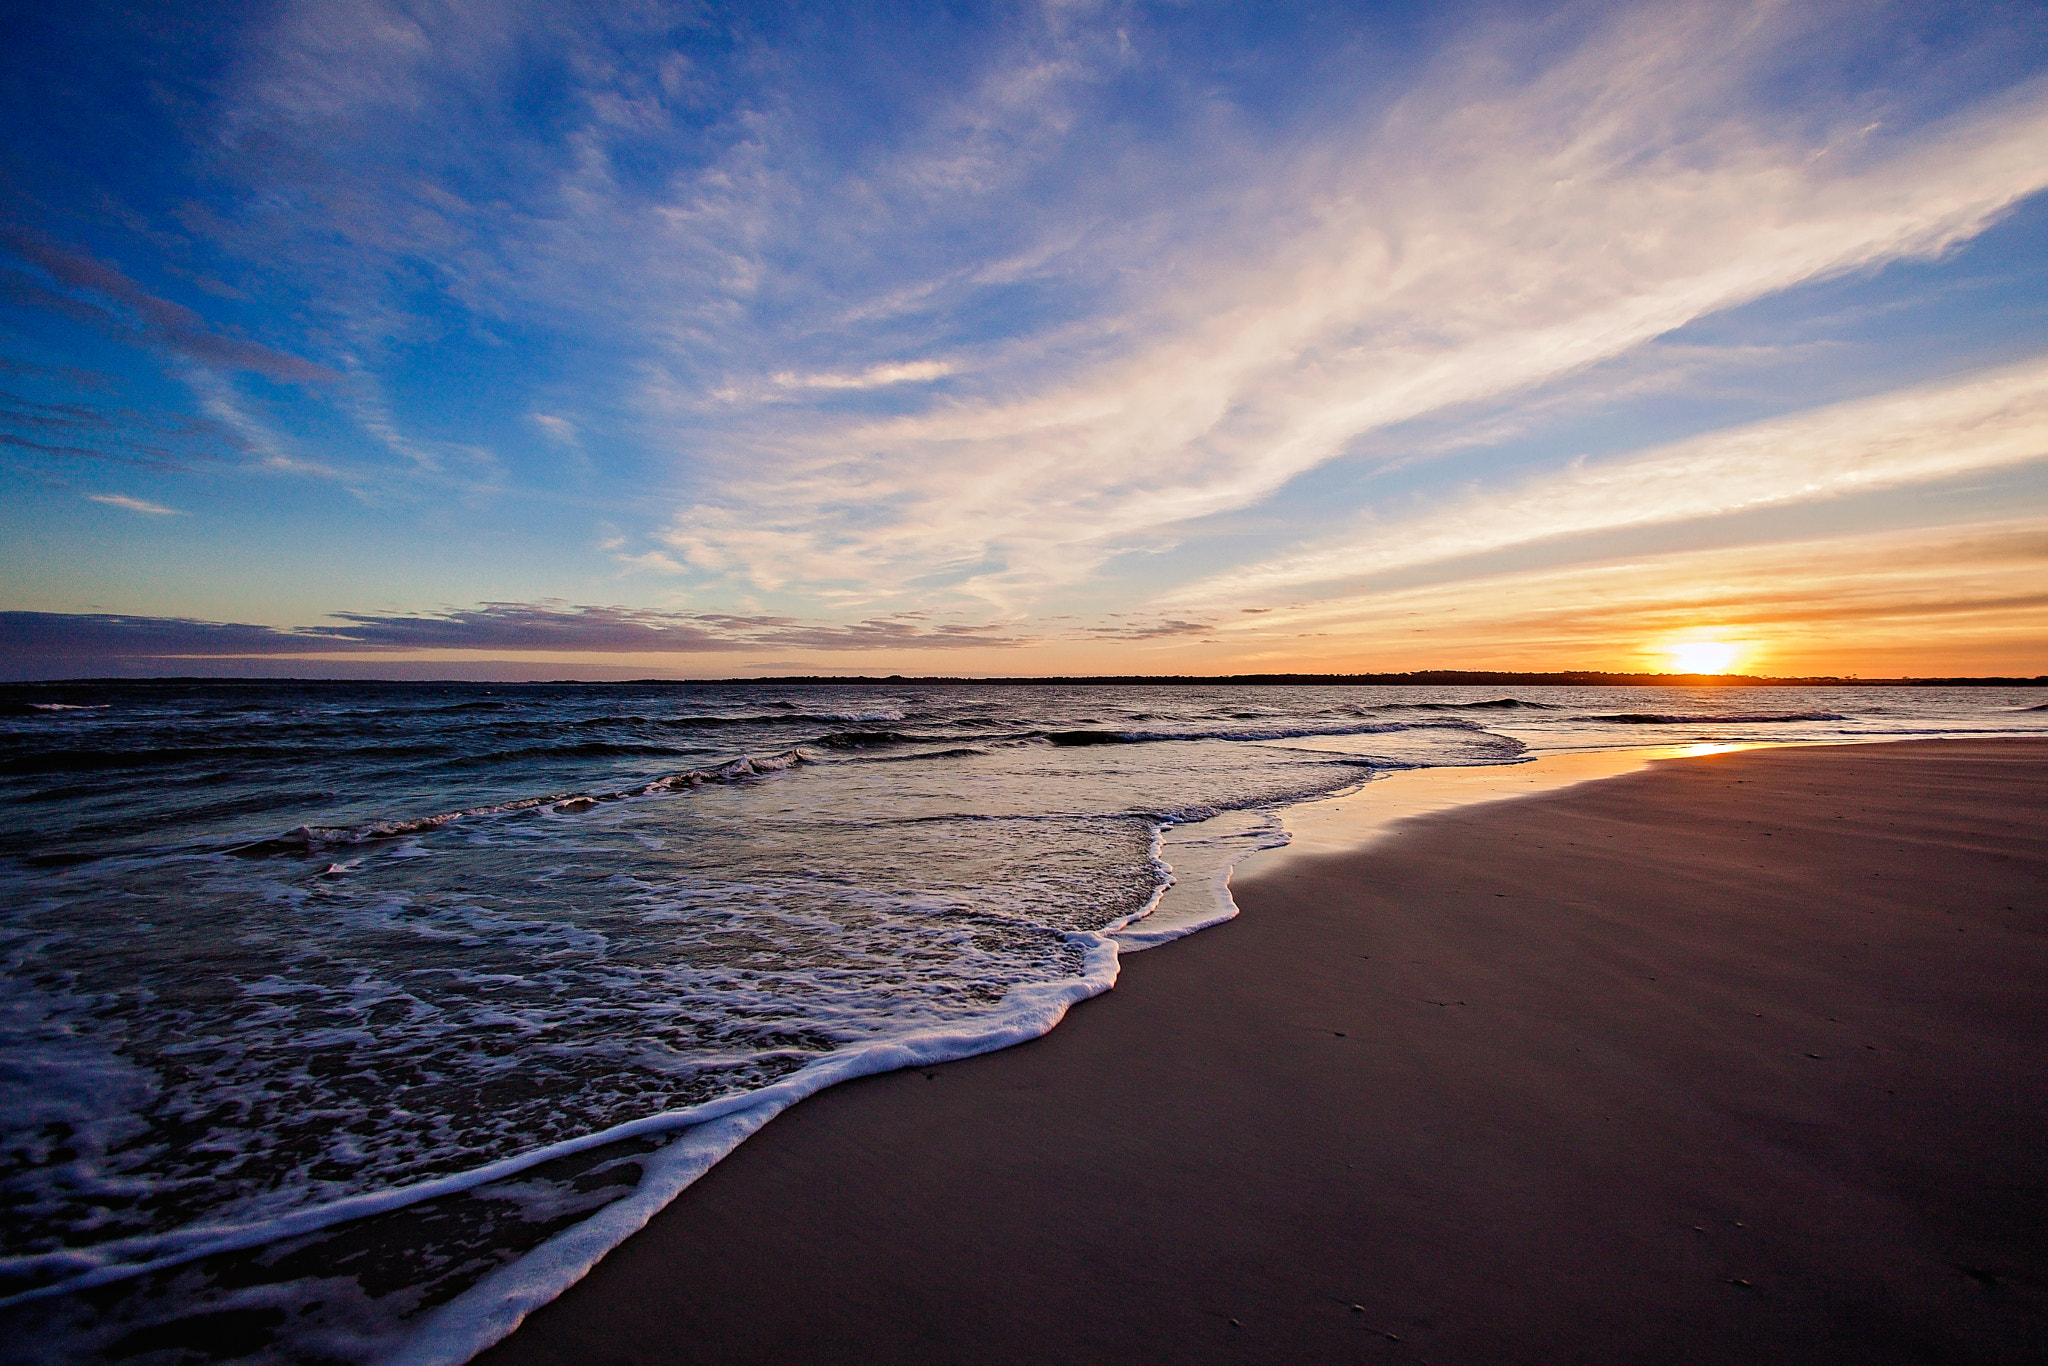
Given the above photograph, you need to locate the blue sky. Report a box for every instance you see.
[3,0,2046,678]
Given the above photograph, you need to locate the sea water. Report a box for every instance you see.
[2,681,2042,1363]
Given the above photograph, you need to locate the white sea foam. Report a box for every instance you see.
[1,931,1118,1313]
[0,796,1299,1356]
[385,932,1118,1365]
[1114,809,1295,950]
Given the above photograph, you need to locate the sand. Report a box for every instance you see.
[478,738,2048,1365]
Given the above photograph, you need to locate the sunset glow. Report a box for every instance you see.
[1665,641,1742,676]
[2,2,2045,679]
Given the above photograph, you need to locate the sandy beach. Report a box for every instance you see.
[479,738,2048,1365]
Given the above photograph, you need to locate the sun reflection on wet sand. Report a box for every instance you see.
[1246,742,1769,875]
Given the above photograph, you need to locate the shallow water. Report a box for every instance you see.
[1,680,2040,1363]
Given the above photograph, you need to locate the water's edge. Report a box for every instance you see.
[377,731,2048,1364]
[13,719,2038,1365]
[401,743,1717,1364]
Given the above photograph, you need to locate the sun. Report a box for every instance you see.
[1665,639,1741,675]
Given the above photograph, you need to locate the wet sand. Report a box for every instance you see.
[479,738,2048,1365]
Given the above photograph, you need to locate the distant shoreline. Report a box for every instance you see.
[8,672,2046,688]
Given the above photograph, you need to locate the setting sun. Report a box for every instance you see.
[1666,639,1742,674]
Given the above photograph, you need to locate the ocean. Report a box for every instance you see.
[3,680,2043,1364]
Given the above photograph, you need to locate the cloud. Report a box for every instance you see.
[0,602,1034,664]
[770,360,956,391]
[530,413,580,445]
[307,603,745,652]
[0,392,233,473]
[205,1,1131,402]
[3,433,116,462]
[0,229,339,385]
[178,367,341,479]
[183,0,2048,611]
[331,367,459,473]
[1083,619,1211,640]
[723,617,1029,650]
[1,613,333,661]
[314,602,1033,653]
[646,3,2048,606]
[228,0,439,129]
[0,393,112,432]
[87,494,182,515]
[615,550,687,574]
[11,0,2043,680]
[1200,514,2048,676]
[1168,354,2048,606]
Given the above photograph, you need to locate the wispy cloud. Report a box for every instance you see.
[646,3,2048,606]
[178,367,343,480]
[770,360,955,391]
[1,229,338,385]
[0,601,1033,661]
[87,493,182,515]
[1168,355,2048,607]
[8,1,2046,676]
[0,388,235,473]
[530,413,580,446]
[182,1,2048,617]
[615,550,687,574]
[1189,515,2048,676]
[1083,618,1211,641]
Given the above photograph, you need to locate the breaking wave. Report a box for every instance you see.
[233,750,807,854]
[1038,718,1478,746]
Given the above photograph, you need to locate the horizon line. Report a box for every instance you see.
[9,671,2047,687]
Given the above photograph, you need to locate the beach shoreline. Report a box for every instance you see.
[1248,740,1742,871]
[472,736,2046,1363]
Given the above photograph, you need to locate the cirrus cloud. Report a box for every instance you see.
[653,4,2048,608]
[87,493,182,515]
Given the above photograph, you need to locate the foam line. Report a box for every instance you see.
[0,801,1289,1337]
[398,804,1309,1362]
[0,933,1122,1329]
[1115,814,1294,951]
[230,749,807,853]
[385,936,1123,1366]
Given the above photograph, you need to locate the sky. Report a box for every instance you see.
[2,0,2047,680]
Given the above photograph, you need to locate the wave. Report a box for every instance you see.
[2019,702,2048,712]
[231,750,806,854]
[858,745,990,763]
[556,710,909,730]
[448,741,689,766]
[1039,718,1473,746]
[0,938,1122,1363]
[808,730,929,749]
[1575,711,1846,724]
[1370,697,1558,711]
